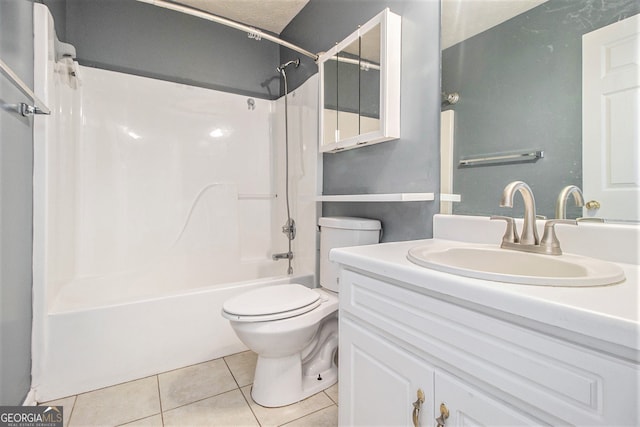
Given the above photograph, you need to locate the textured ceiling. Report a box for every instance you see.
[172,0,548,47]
[173,0,309,34]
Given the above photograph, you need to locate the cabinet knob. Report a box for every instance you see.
[435,403,449,427]
[412,388,425,427]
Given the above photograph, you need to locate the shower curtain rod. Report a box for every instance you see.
[136,0,319,61]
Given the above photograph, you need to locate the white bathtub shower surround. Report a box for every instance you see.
[31,4,318,401]
[73,67,280,282]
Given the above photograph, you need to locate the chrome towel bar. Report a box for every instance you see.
[0,58,50,116]
[459,150,543,167]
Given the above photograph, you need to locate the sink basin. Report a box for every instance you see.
[407,244,626,286]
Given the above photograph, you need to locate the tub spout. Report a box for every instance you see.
[272,251,293,261]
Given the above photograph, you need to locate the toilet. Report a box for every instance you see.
[222,216,381,407]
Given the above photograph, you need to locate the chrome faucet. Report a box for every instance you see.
[555,185,584,219]
[492,181,576,255]
[499,181,539,245]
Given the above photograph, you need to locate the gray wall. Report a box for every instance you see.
[282,0,441,242]
[0,0,34,405]
[45,0,282,99]
[442,0,639,219]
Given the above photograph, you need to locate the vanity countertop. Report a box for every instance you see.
[330,216,639,362]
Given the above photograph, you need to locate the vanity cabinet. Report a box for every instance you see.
[318,8,401,153]
[338,268,639,426]
[340,317,541,426]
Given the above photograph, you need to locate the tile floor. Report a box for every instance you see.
[40,351,339,427]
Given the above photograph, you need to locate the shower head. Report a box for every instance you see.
[276,58,300,73]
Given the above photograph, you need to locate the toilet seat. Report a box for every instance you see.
[222,284,322,322]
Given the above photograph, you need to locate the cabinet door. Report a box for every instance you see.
[340,317,434,426]
[434,371,545,426]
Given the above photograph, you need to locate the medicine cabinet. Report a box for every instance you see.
[318,8,401,153]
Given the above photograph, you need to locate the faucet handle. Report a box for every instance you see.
[490,215,519,244]
[540,219,577,255]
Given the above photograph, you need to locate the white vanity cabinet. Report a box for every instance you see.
[340,316,541,426]
[338,268,639,426]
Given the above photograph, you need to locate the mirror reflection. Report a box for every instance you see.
[322,24,382,146]
[441,0,639,221]
[359,23,381,134]
[337,38,361,141]
[323,53,339,145]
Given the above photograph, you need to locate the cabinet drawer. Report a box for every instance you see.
[340,269,639,426]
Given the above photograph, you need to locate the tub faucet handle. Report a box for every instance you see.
[281,218,296,241]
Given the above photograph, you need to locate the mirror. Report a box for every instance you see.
[337,38,361,141]
[319,8,400,153]
[359,24,381,136]
[441,0,639,221]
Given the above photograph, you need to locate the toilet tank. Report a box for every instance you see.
[319,216,381,292]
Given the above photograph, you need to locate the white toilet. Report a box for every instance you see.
[222,216,381,407]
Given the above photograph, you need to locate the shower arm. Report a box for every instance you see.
[277,59,300,73]
[136,0,319,61]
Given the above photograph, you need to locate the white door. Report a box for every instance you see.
[583,15,639,221]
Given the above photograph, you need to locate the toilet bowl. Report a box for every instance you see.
[222,285,339,407]
[221,216,381,407]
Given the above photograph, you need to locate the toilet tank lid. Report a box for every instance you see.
[319,216,381,230]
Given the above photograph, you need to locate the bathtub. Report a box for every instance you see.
[34,273,314,402]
